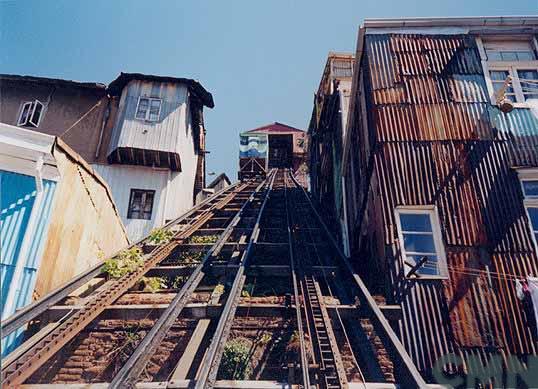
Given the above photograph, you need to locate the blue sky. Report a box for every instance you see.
[1,1,536,180]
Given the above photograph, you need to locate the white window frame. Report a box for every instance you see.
[135,96,162,122]
[395,206,448,279]
[517,168,538,253]
[17,100,44,127]
[477,36,538,108]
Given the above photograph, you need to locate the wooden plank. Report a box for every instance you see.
[171,319,211,380]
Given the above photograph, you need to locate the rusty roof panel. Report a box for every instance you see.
[366,35,400,90]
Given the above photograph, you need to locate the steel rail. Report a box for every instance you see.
[289,177,348,389]
[288,172,428,388]
[300,206,360,388]
[0,181,241,338]
[195,169,277,389]
[283,170,312,389]
[109,175,272,388]
[1,182,254,388]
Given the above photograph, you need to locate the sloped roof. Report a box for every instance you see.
[108,72,214,108]
[244,122,304,134]
[207,173,231,189]
[0,74,106,91]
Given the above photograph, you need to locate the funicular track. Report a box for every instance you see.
[1,169,427,389]
[0,176,269,387]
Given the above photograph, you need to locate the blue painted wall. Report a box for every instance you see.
[0,170,57,355]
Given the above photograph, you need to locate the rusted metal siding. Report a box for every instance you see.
[345,32,538,377]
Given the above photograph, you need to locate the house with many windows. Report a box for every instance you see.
[309,17,538,383]
[0,72,214,241]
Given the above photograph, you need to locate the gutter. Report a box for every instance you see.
[363,16,538,28]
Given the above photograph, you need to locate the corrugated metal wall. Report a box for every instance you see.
[345,33,538,377]
[0,170,57,355]
[108,80,189,155]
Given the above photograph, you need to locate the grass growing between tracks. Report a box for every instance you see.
[102,247,144,279]
[220,338,253,380]
[188,235,219,244]
[147,228,174,245]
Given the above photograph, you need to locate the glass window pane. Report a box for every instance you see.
[528,207,538,230]
[518,70,538,100]
[522,180,538,198]
[486,50,502,61]
[517,50,536,61]
[19,103,32,125]
[408,255,439,276]
[30,102,43,127]
[403,233,436,253]
[148,100,160,121]
[136,98,149,119]
[400,213,432,232]
[516,51,536,61]
[500,51,518,61]
[490,70,510,81]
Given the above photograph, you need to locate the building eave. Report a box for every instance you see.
[0,74,106,92]
[107,72,214,108]
[363,16,538,29]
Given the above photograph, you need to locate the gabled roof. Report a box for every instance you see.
[107,72,214,108]
[0,74,106,91]
[244,122,304,134]
[207,173,231,189]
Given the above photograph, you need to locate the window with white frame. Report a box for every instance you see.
[395,207,448,278]
[17,100,44,127]
[478,37,538,105]
[135,97,162,122]
[518,169,538,251]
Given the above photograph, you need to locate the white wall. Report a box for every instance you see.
[164,94,198,221]
[92,164,168,240]
[96,80,201,242]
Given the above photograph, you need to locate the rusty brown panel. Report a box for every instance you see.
[443,250,508,349]
[372,139,537,366]
[372,86,406,105]
[398,280,454,373]
[374,143,437,246]
[366,34,400,90]
[469,141,537,253]
[432,143,485,247]
[375,141,536,251]
[492,252,538,355]
[360,33,538,377]
[448,75,489,103]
